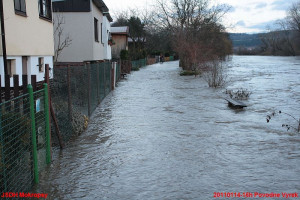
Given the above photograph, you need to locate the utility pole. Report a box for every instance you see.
[0,0,7,76]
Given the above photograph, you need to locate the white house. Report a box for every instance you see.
[0,0,54,86]
[52,0,113,63]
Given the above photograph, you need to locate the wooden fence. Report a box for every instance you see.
[0,75,44,103]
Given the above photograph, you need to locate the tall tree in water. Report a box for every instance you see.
[155,0,232,70]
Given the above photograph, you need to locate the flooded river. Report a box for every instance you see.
[36,56,300,199]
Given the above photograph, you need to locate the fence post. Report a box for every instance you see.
[22,75,28,94]
[67,65,72,120]
[13,75,20,112]
[87,63,91,117]
[5,74,10,101]
[0,75,2,103]
[28,84,39,184]
[44,65,52,154]
[96,64,100,103]
[43,83,51,164]
[111,62,115,90]
[31,75,37,91]
[109,62,112,91]
[103,62,106,97]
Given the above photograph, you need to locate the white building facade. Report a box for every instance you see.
[52,0,113,63]
[0,0,54,86]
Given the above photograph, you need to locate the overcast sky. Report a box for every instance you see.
[104,0,296,33]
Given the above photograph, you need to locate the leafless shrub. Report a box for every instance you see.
[267,111,300,133]
[203,61,227,88]
[225,88,251,100]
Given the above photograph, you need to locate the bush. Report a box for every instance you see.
[52,100,89,144]
[120,50,129,60]
[131,67,140,71]
[180,70,201,76]
[165,52,170,57]
[203,61,227,88]
[225,88,251,100]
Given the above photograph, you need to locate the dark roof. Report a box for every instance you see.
[103,12,113,22]
[92,0,108,12]
[53,0,113,21]
[92,0,113,21]
[52,0,91,12]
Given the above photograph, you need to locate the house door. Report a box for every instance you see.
[22,56,28,75]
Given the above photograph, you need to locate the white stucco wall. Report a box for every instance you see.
[28,56,53,83]
[53,12,93,62]
[0,56,22,86]
[103,16,112,60]
[0,0,54,56]
[0,56,53,86]
[91,2,105,61]
[54,1,111,62]
[0,0,54,87]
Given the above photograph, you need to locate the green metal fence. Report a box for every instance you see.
[89,62,112,113]
[116,62,121,81]
[131,58,147,71]
[51,62,114,145]
[0,84,51,195]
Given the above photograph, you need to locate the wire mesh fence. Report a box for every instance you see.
[131,58,147,71]
[33,90,48,172]
[51,61,116,146]
[116,62,121,81]
[0,93,33,194]
[0,85,50,196]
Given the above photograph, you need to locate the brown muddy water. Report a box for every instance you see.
[35,56,300,199]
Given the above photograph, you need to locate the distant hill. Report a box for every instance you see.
[229,33,263,48]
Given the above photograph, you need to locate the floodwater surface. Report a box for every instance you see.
[36,56,300,199]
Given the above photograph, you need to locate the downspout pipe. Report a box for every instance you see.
[0,0,8,77]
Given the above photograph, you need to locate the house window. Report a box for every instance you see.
[101,23,103,43]
[39,0,52,20]
[94,18,99,42]
[14,0,26,16]
[38,57,44,72]
[7,60,16,78]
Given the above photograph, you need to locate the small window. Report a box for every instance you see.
[14,0,26,15]
[94,18,99,42]
[7,59,16,78]
[101,23,103,43]
[38,57,44,72]
[39,0,52,20]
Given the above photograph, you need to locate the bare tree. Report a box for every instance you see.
[260,1,300,56]
[203,60,228,88]
[287,2,300,33]
[260,20,298,56]
[53,13,72,63]
[155,0,232,70]
[277,20,296,56]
